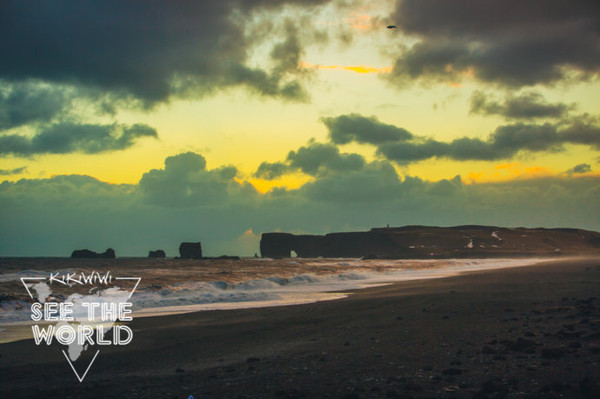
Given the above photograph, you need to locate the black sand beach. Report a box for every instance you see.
[1,256,599,398]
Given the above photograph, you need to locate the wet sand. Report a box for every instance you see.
[1,256,599,398]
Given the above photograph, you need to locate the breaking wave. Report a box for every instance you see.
[1,258,543,325]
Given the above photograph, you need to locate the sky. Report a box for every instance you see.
[1,0,599,256]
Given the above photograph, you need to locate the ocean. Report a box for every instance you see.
[0,256,544,343]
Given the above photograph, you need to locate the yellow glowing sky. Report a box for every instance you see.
[1,1,599,188]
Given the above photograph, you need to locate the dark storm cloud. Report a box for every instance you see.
[323,113,600,164]
[567,163,592,175]
[378,122,584,163]
[0,166,26,176]
[254,161,291,180]
[560,116,600,149]
[376,139,449,164]
[376,136,519,164]
[287,142,366,175]
[470,91,572,120]
[0,0,329,105]
[389,0,600,87]
[297,160,403,203]
[271,21,305,76]
[254,142,366,179]
[322,114,413,145]
[0,123,157,156]
[139,152,258,207]
[0,82,72,130]
[0,79,153,134]
[257,113,600,176]
[489,123,562,153]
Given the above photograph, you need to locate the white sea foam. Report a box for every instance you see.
[0,269,82,283]
[129,258,543,317]
[0,258,548,343]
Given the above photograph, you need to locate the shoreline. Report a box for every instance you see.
[0,257,549,344]
[1,256,599,398]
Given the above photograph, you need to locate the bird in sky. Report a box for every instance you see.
[387,25,397,29]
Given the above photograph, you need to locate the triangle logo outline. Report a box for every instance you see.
[62,349,100,383]
[21,274,142,382]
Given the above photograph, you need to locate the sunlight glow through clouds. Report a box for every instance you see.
[249,174,314,194]
[300,62,392,74]
[1,0,600,255]
[466,163,555,184]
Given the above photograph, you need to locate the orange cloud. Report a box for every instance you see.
[467,163,553,184]
[525,166,551,174]
[300,62,392,74]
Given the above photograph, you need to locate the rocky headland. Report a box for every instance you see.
[260,226,600,258]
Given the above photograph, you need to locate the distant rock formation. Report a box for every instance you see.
[179,242,203,259]
[148,249,166,258]
[71,248,116,259]
[71,249,97,258]
[260,226,600,259]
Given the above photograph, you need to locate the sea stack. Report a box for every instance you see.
[148,249,166,258]
[179,242,203,259]
[71,248,116,259]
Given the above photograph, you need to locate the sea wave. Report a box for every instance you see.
[0,258,544,325]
